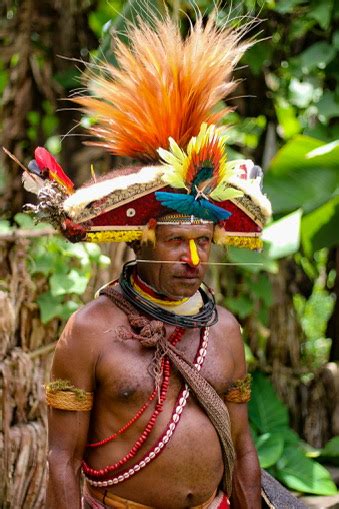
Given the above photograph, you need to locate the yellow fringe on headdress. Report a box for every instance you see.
[86,230,142,243]
[213,225,262,250]
[73,15,251,161]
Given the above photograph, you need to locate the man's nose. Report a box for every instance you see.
[181,239,200,267]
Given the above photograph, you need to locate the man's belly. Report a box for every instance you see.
[85,400,225,508]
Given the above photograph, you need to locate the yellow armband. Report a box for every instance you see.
[224,374,252,403]
[45,380,93,411]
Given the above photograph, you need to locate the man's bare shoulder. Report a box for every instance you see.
[215,304,241,337]
[213,305,246,379]
[63,293,127,336]
[52,295,127,379]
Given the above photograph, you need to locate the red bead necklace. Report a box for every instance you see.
[83,326,209,486]
[82,326,185,477]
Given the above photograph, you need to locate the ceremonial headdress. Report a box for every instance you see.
[22,15,271,249]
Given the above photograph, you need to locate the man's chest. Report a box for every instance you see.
[95,326,234,405]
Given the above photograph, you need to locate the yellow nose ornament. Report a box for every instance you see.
[189,239,200,266]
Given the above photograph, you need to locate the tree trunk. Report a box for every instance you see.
[0,0,100,216]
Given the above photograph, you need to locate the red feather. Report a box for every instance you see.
[34,147,74,193]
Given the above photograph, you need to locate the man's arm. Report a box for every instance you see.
[227,403,261,509]
[219,308,261,508]
[46,306,98,509]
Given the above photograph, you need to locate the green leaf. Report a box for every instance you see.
[59,300,80,321]
[262,209,301,259]
[14,213,35,228]
[316,91,339,120]
[276,446,337,495]
[319,436,339,465]
[42,115,59,137]
[54,68,81,89]
[274,0,308,14]
[274,98,301,139]
[306,139,339,166]
[45,136,61,155]
[30,251,58,276]
[63,243,90,265]
[27,111,40,127]
[0,69,9,95]
[308,0,333,30]
[37,292,63,323]
[333,31,339,50]
[268,136,324,176]
[225,295,253,319]
[321,436,339,457]
[247,274,272,306]
[242,42,273,76]
[50,269,89,297]
[249,371,289,434]
[301,195,339,255]
[88,10,112,38]
[299,42,336,72]
[256,432,284,468]
[265,136,339,214]
[0,220,11,233]
[226,244,278,274]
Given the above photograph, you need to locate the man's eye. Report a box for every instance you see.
[198,237,210,245]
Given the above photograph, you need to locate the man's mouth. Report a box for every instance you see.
[174,268,201,279]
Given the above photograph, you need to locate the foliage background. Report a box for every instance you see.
[0,0,339,503]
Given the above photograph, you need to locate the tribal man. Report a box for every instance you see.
[21,13,281,509]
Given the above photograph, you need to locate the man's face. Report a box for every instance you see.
[136,223,214,299]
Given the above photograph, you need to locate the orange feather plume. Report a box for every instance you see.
[73,15,252,162]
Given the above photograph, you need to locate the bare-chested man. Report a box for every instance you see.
[46,223,261,509]
[21,12,273,509]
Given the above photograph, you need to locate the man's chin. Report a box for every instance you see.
[169,280,201,299]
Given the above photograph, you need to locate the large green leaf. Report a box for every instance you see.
[226,244,279,274]
[264,136,339,214]
[256,432,284,468]
[318,436,339,466]
[265,166,337,214]
[276,447,337,495]
[301,195,339,255]
[306,139,339,167]
[321,436,339,457]
[248,372,289,434]
[262,209,301,259]
[267,135,337,175]
[298,42,336,72]
[307,0,333,30]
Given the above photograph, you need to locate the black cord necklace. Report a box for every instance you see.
[119,261,218,328]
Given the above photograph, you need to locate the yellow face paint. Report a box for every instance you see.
[189,239,200,266]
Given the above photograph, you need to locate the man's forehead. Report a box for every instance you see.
[156,223,214,237]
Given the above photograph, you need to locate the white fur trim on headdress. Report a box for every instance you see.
[63,165,164,218]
